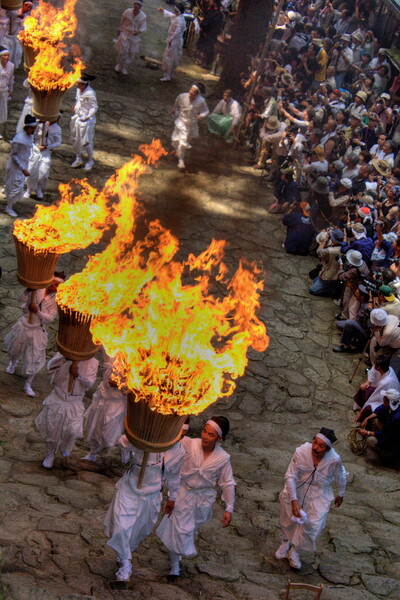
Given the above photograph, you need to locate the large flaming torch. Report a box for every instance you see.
[56,143,269,485]
[19,0,84,120]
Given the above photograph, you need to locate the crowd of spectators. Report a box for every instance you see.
[220,0,400,462]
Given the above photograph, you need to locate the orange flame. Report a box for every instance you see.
[13,141,168,254]
[19,0,80,49]
[20,0,84,91]
[13,180,109,253]
[28,43,84,91]
[56,142,268,416]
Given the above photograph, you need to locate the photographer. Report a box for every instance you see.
[309,228,344,297]
[337,249,370,321]
[333,283,370,352]
[370,225,396,269]
[330,34,353,89]
[341,222,374,266]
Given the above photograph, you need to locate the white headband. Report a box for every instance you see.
[207,419,222,438]
[316,433,332,448]
[192,84,200,93]
[181,424,189,431]
[0,49,9,56]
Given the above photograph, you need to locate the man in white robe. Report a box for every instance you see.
[171,83,209,170]
[82,353,128,464]
[35,352,99,468]
[157,3,186,82]
[114,1,147,76]
[157,416,235,580]
[70,73,98,172]
[25,118,62,199]
[3,113,37,217]
[208,89,241,142]
[3,10,22,69]
[354,354,400,421]
[275,428,347,569]
[4,274,64,397]
[0,46,14,130]
[104,433,186,583]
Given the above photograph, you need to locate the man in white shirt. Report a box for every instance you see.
[115,1,147,76]
[208,89,241,142]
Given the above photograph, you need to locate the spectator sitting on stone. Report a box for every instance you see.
[369,307,400,365]
[333,283,370,353]
[282,202,314,256]
[269,167,300,214]
[309,228,344,297]
[337,249,370,321]
[354,354,400,422]
[359,389,400,458]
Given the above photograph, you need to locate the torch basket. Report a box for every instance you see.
[22,44,38,73]
[13,234,60,289]
[125,392,187,453]
[56,306,100,361]
[1,0,22,9]
[30,85,66,122]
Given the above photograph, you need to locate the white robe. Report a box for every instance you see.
[156,436,235,557]
[279,442,347,552]
[4,289,58,376]
[104,443,184,560]
[171,92,209,159]
[161,10,186,78]
[4,128,34,206]
[0,59,14,124]
[70,85,98,156]
[114,8,147,71]
[26,122,62,193]
[16,78,33,133]
[364,365,400,413]
[3,11,22,68]
[35,353,99,454]
[84,380,127,449]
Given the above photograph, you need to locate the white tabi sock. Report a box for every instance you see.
[169,551,181,576]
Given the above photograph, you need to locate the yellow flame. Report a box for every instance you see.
[56,141,269,416]
[13,141,167,253]
[19,0,80,49]
[20,0,84,91]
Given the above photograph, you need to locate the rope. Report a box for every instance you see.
[348,427,367,455]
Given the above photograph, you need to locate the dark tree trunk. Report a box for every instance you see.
[218,0,274,95]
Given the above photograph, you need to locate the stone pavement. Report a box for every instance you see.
[0,1,399,599]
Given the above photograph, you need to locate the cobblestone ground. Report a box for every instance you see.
[0,2,399,599]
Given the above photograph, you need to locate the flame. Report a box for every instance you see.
[20,0,80,49]
[56,140,268,416]
[28,42,84,91]
[13,141,168,254]
[20,0,84,91]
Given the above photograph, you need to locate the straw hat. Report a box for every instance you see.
[355,90,367,102]
[265,116,281,131]
[372,159,392,176]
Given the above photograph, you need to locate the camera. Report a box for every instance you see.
[337,44,343,51]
